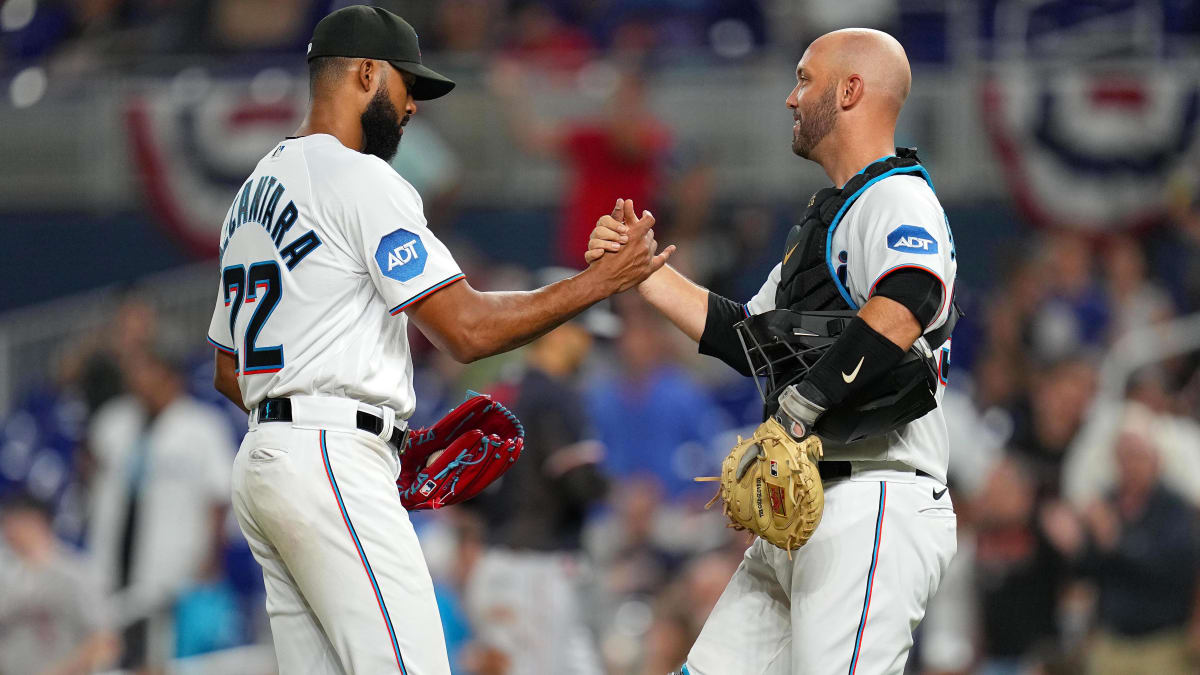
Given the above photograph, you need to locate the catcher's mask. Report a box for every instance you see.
[736,309,939,445]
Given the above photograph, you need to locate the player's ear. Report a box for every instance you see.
[842,74,865,110]
[357,58,375,94]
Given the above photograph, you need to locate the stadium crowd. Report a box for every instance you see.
[4,188,1200,674]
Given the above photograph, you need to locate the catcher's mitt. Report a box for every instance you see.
[697,417,825,554]
[397,393,524,510]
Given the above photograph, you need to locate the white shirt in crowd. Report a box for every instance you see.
[87,394,234,623]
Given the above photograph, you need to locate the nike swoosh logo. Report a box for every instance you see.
[783,242,800,266]
[933,487,947,500]
[841,356,864,383]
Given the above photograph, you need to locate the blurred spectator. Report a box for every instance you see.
[57,292,157,415]
[1073,433,1200,674]
[464,274,613,674]
[1155,178,1200,314]
[588,476,679,601]
[1064,389,1200,510]
[1029,232,1109,363]
[85,349,234,668]
[0,492,118,675]
[971,457,1072,672]
[640,551,739,675]
[489,61,674,267]
[586,309,726,499]
[979,251,1046,360]
[685,205,779,305]
[1007,357,1097,496]
[1103,235,1174,339]
[586,476,682,673]
[424,512,495,675]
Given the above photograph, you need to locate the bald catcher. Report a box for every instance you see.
[587,29,959,674]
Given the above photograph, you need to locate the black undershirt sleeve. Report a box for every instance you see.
[871,268,943,329]
[698,292,754,377]
[792,316,906,411]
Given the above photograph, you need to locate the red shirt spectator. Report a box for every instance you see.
[490,64,673,267]
[558,121,671,266]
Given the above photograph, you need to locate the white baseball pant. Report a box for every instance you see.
[231,396,450,674]
[684,464,957,675]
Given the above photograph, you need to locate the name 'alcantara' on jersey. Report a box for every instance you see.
[219,174,323,270]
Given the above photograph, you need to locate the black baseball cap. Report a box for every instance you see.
[307,5,455,101]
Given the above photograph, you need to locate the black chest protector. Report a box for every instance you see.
[740,149,960,443]
[776,148,938,314]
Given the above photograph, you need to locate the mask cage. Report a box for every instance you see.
[735,309,857,407]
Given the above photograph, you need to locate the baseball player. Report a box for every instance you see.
[587,28,958,674]
[207,7,671,674]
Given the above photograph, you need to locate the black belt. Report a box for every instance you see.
[818,460,933,482]
[256,398,409,449]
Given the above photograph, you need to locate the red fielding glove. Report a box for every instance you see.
[397,394,525,510]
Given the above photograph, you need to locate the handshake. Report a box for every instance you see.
[581,198,675,294]
[582,198,823,445]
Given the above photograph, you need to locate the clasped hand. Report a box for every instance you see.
[583,199,675,291]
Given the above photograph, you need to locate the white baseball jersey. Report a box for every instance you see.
[746,172,957,482]
[207,133,464,418]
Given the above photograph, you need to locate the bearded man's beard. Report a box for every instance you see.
[792,83,838,159]
[361,83,404,162]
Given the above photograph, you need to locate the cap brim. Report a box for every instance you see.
[390,61,455,100]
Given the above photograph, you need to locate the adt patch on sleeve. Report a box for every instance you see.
[886,224,938,255]
[375,228,428,282]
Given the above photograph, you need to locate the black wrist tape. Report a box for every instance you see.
[699,292,753,377]
[795,316,906,410]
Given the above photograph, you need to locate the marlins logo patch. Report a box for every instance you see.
[375,228,428,282]
[886,224,938,254]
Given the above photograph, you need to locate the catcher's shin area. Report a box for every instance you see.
[697,417,825,554]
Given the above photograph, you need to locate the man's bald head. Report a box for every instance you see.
[807,28,911,113]
[785,28,911,164]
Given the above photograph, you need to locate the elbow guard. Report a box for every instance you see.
[698,292,753,377]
